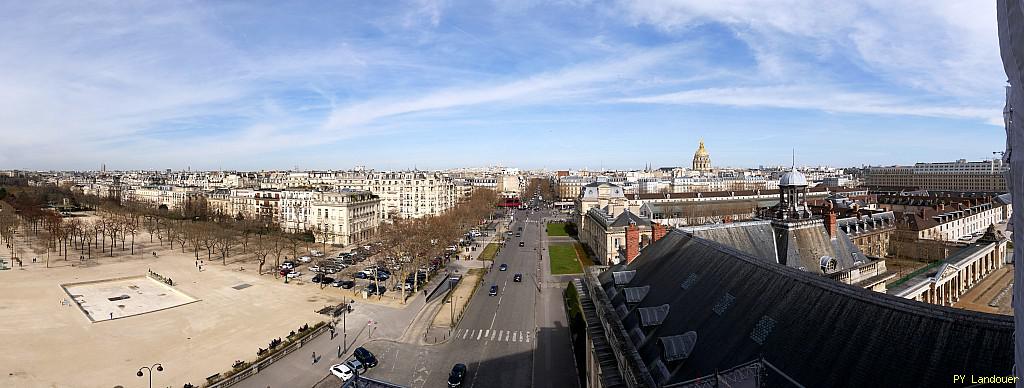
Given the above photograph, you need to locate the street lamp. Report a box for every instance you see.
[137,363,163,388]
[342,299,353,352]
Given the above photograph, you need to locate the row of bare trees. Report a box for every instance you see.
[376,189,500,302]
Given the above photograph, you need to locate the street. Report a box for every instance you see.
[301,207,578,388]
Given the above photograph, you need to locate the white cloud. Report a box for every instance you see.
[321,47,684,132]
[617,0,1002,99]
[619,85,1000,123]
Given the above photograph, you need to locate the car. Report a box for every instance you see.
[286,271,301,279]
[309,265,320,273]
[354,272,369,279]
[313,275,335,284]
[517,226,523,231]
[448,363,467,387]
[281,263,294,270]
[353,347,378,368]
[489,285,499,296]
[519,241,525,247]
[513,273,522,282]
[499,263,508,271]
[331,363,355,381]
[506,231,513,236]
[339,280,356,289]
[311,249,323,257]
[298,256,312,263]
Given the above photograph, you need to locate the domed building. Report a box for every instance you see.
[692,139,711,172]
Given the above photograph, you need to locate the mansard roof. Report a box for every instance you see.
[596,231,1013,387]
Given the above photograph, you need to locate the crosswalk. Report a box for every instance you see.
[454,328,532,343]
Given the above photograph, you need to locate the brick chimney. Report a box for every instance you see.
[825,210,838,239]
[652,223,667,243]
[625,224,640,264]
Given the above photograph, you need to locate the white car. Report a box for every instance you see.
[286,271,301,279]
[309,266,320,273]
[298,256,312,263]
[331,363,355,381]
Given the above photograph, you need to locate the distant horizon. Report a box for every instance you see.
[7,154,1005,174]
[0,2,1007,170]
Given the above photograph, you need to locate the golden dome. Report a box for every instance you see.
[694,139,709,157]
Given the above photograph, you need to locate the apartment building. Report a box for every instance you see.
[865,159,1007,191]
[311,191,381,246]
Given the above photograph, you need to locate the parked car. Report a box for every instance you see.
[354,272,368,279]
[330,363,355,381]
[309,265,320,273]
[281,263,294,270]
[489,285,499,296]
[312,275,335,284]
[286,271,301,279]
[513,273,523,282]
[353,347,378,368]
[333,280,355,289]
[518,241,525,247]
[448,363,467,387]
[499,263,508,271]
[298,256,312,263]
[311,249,323,257]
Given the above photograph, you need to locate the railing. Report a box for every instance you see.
[205,322,329,388]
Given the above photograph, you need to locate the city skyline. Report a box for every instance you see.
[0,1,1006,170]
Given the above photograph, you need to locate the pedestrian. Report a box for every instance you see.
[312,351,317,364]
[338,345,342,358]
[109,312,113,320]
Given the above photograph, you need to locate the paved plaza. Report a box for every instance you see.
[0,232,381,388]
[62,275,199,322]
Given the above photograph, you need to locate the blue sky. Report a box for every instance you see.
[0,1,1008,171]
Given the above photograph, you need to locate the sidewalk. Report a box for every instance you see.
[234,290,430,388]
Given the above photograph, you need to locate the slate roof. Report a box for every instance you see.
[610,209,651,228]
[596,230,1014,387]
[682,220,865,274]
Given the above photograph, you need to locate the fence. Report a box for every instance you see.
[205,322,329,388]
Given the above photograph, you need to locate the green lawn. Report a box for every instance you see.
[547,222,570,237]
[549,243,583,275]
[478,243,500,261]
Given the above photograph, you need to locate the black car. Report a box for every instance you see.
[513,273,522,282]
[353,347,378,368]
[489,285,499,296]
[498,263,508,271]
[448,363,467,387]
[518,241,525,247]
[312,275,335,284]
[353,272,368,279]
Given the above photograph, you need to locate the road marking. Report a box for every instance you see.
[477,330,483,340]
[505,331,511,341]
[498,330,505,340]
[491,331,497,340]
[463,329,470,339]
[483,329,489,339]
[525,332,531,343]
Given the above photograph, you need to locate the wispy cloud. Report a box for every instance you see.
[0,1,1007,169]
[319,46,689,134]
[619,85,1000,123]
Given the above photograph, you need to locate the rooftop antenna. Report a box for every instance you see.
[791,149,796,170]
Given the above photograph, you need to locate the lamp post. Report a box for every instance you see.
[137,363,163,388]
[343,299,353,352]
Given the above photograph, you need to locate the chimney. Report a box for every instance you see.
[625,224,640,264]
[825,210,838,239]
[652,223,668,243]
